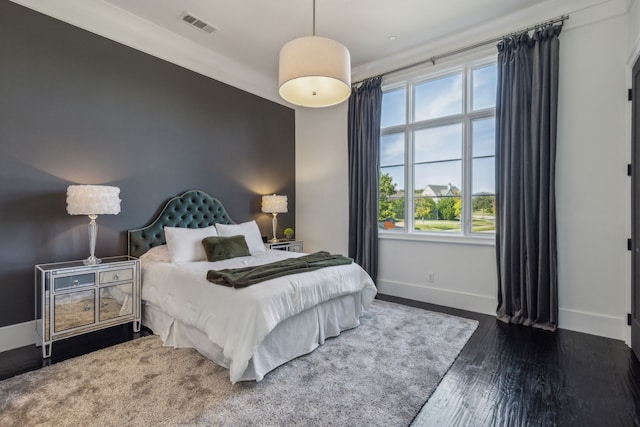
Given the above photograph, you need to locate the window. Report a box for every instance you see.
[379,59,497,237]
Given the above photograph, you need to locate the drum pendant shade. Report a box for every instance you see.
[279,36,351,108]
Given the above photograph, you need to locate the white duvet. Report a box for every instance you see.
[140,249,377,383]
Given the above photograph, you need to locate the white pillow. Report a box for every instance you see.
[164,226,218,263]
[215,221,265,255]
[139,244,171,263]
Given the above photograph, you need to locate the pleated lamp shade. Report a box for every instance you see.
[278,36,351,108]
[66,184,121,265]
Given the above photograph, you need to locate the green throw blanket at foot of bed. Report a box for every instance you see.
[206,251,353,288]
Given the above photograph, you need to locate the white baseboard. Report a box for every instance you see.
[376,279,497,316]
[558,308,625,341]
[377,279,627,341]
[0,320,36,353]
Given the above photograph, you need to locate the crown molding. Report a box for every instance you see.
[10,0,630,105]
[351,0,627,81]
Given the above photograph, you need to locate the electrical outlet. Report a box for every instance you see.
[427,272,434,282]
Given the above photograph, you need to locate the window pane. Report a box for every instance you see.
[414,160,461,232]
[379,166,405,230]
[471,194,495,233]
[380,165,404,193]
[414,195,462,232]
[471,157,495,233]
[414,74,462,121]
[414,160,461,200]
[381,133,404,167]
[472,64,497,111]
[472,118,495,158]
[415,124,462,164]
[472,157,495,194]
[381,88,406,128]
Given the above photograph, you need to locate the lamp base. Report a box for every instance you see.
[83,256,102,266]
[270,213,280,244]
[85,215,101,266]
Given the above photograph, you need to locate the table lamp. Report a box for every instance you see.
[261,194,288,243]
[66,185,121,265]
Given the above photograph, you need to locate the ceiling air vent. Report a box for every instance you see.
[179,12,216,34]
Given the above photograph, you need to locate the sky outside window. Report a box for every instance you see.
[381,88,406,128]
[472,64,497,111]
[472,117,495,194]
[414,74,462,122]
[380,132,405,189]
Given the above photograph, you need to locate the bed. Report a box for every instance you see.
[128,190,377,383]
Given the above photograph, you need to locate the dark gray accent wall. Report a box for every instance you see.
[0,1,295,327]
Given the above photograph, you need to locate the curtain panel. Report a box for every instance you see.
[347,76,383,282]
[495,25,562,331]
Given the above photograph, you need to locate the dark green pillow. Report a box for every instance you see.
[202,235,251,261]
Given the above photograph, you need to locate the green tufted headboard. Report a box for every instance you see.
[127,190,235,258]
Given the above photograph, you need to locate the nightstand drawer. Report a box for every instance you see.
[54,273,95,291]
[99,268,133,285]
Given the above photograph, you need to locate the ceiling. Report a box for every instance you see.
[102,0,552,74]
[14,0,622,105]
[105,0,548,78]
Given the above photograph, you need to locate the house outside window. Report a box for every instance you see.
[379,56,497,239]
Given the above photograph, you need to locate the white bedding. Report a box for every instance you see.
[140,249,377,383]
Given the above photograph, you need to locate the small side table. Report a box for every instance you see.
[35,256,141,358]
[265,240,303,252]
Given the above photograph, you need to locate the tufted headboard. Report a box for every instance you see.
[128,190,234,258]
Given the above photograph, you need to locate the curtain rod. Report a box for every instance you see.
[353,14,569,86]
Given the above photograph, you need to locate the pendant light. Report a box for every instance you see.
[278,0,351,108]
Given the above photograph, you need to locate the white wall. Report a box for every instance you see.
[378,239,497,314]
[555,13,629,339]
[630,0,640,60]
[296,8,633,340]
[295,103,349,255]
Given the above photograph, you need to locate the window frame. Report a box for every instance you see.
[379,52,497,245]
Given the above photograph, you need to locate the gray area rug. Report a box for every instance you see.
[0,300,478,426]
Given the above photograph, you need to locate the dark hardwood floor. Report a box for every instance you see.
[2,296,640,426]
[0,323,147,381]
[380,295,640,427]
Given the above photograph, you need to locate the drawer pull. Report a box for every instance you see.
[113,274,120,281]
[72,280,79,286]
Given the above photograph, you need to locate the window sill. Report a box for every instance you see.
[378,230,495,246]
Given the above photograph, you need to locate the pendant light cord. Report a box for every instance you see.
[312,0,316,36]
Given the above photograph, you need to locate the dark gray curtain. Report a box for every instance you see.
[495,25,562,331]
[348,76,383,282]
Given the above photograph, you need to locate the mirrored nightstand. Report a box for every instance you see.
[265,240,303,252]
[35,256,141,358]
